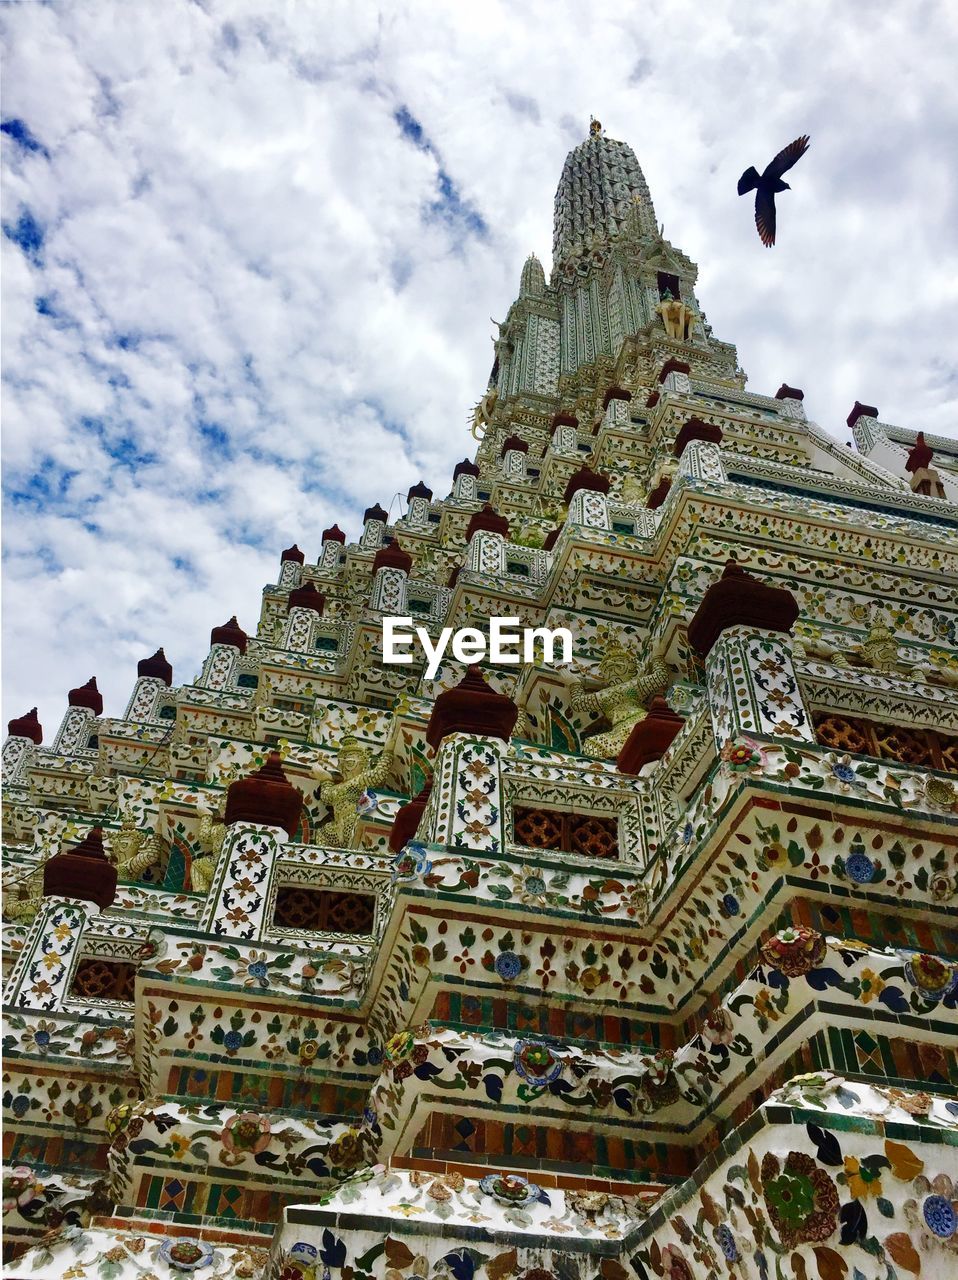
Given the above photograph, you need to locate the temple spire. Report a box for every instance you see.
[552,122,657,266]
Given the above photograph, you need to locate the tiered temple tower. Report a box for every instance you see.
[3,122,958,1280]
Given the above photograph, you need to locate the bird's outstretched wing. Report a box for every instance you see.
[755,187,776,247]
[764,134,810,180]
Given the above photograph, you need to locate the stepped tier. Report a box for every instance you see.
[5,120,958,1279]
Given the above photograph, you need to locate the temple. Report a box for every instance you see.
[3,122,958,1280]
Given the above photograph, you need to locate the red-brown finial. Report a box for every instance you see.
[224,750,304,836]
[68,678,103,715]
[426,666,518,749]
[8,707,42,744]
[210,616,248,654]
[137,648,173,685]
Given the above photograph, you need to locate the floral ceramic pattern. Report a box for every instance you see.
[5,149,958,1278]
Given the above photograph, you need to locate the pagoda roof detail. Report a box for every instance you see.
[43,826,117,910]
[137,647,173,685]
[687,560,799,656]
[68,677,103,715]
[210,615,248,653]
[426,665,518,749]
[553,127,657,265]
[7,706,42,743]
[224,751,303,836]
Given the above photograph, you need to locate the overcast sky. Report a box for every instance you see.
[2,0,957,736]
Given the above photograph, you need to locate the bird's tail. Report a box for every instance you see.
[737,166,760,195]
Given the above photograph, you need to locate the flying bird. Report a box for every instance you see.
[737,135,810,246]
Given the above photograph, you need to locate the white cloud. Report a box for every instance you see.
[2,0,957,734]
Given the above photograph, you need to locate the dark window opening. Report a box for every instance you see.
[274,697,308,714]
[477,490,491,502]
[315,636,338,653]
[87,734,99,749]
[70,957,137,1002]
[657,272,680,300]
[272,886,376,934]
[237,673,259,689]
[506,561,530,578]
[428,513,441,524]
[611,521,633,535]
[513,806,619,859]
[813,712,958,773]
[158,705,176,721]
[408,598,432,612]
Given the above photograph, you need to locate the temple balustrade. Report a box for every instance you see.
[261,1078,958,1280]
[107,933,957,1219]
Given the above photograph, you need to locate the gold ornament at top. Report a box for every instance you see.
[590,117,602,137]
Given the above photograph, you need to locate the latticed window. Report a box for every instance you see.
[272,886,376,934]
[70,957,137,1002]
[512,806,619,859]
[813,711,958,773]
[274,697,308,713]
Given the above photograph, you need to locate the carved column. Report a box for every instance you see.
[124,649,174,723]
[370,544,412,614]
[319,524,347,572]
[3,709,43,786]
[465,505,509,576]
[200,617,248,690]
[6,828,117,1011]
[52,678,103,754]
[658,358,691,395]
[775,383,807,422]
[204,753,303,938]
[704,626,815,747]
[278,543,305,589]
[282,582,325,651]
[550,421,578,456]
[429,732,507,852]
[405,481,433,527]
[421,667,518,854]
[688,562,813,748]
[677,440,726,483]
[452,458,480,501]
[360,502,388,550]
[564,465,611,530]
[500,435,529,481]
[600,397,631,433]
